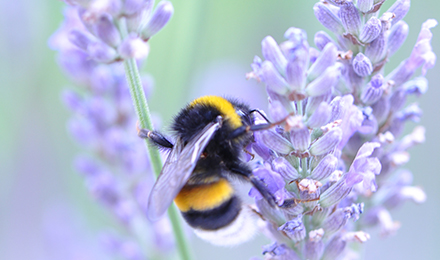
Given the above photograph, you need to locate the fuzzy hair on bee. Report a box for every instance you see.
[138,95,277,246]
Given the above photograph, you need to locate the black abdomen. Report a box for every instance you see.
[181,196,241,230]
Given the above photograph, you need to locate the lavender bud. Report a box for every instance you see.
[361,74,384,105]
[88,41,118,63]
[353,52,373,77]
[260,130,293,154]
[305,229,325,260]
[357,0,374,13]
[321,235,347,260]
[95,13,121,47]
[322,207,351,235]
[314,31,331,51]
[141,1,174,39]
[262,36,288,73]
[261,61,290,95]
[310,127,342,156]
[388,21,409,56]
[307,43,338,81]
[359,17,381,43]
[314,2,345,35]
[306,93,332,117]
[339,2,362,35]
[365,33,386,64]
[371,96,390,124]
[272,157,300,182]
[310,154,338,180]
[387,0,411,26]
[123,0,149,16]
[118,34,150,59]
[389,89,407,113]
[69,29,95,51]
[306,63,342,97]
[279,215,306,242]
[290,127,311,152]
[306,102,332,128]
[319,174,353,207]
[286,59,307,90]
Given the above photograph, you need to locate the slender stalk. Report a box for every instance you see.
[120,19,192,260]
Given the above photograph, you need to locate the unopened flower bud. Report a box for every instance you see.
[365,33,386,64]
[262,36,288,73]
[314,31,335,51]
[305,229,324,260]
[357,0,374,13]
[388,21,409,56]
[387,0,411,26]
[310,154,338,180]
[353,52,373,77]
[310,127,342,156]
[339,2,362,35]
[261,61,290,95]
[306,102,332,128]
[359,17,381,43]
[306,63,342,97]
[69,29,95,51]
[314,2,345,34]
[361,74,384,105]
[141,1,174,39]
[290,127,311,152]
[260,130,293,154]
[321,235,347,260]
[95,13,121,47]
[307,42,338,81]
[272,157,299,182]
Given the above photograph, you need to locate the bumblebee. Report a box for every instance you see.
[138,96,276,246]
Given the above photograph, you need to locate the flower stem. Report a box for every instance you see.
[120,19,192,260]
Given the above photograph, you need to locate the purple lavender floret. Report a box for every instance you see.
[248,1,434,258]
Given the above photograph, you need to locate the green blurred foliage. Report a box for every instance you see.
[1,0,439,259]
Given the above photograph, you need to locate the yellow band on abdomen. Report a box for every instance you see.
[174,179,234,212]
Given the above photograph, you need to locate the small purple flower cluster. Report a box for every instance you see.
[248,0,434,259]
[50,0,174,258]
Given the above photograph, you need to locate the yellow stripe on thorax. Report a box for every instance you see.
[174,179,234,212]
[190,96,242,128]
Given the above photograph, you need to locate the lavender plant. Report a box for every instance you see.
[49,1,191,259]
[247,0,435,259]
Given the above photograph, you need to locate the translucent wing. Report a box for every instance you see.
[147,120,222,221]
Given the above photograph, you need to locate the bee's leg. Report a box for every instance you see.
[137,128,174,149]
[227,163,277,207]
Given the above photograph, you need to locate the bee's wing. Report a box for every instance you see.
[147,120,222,221]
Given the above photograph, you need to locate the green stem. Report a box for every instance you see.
[120,19,192,260]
